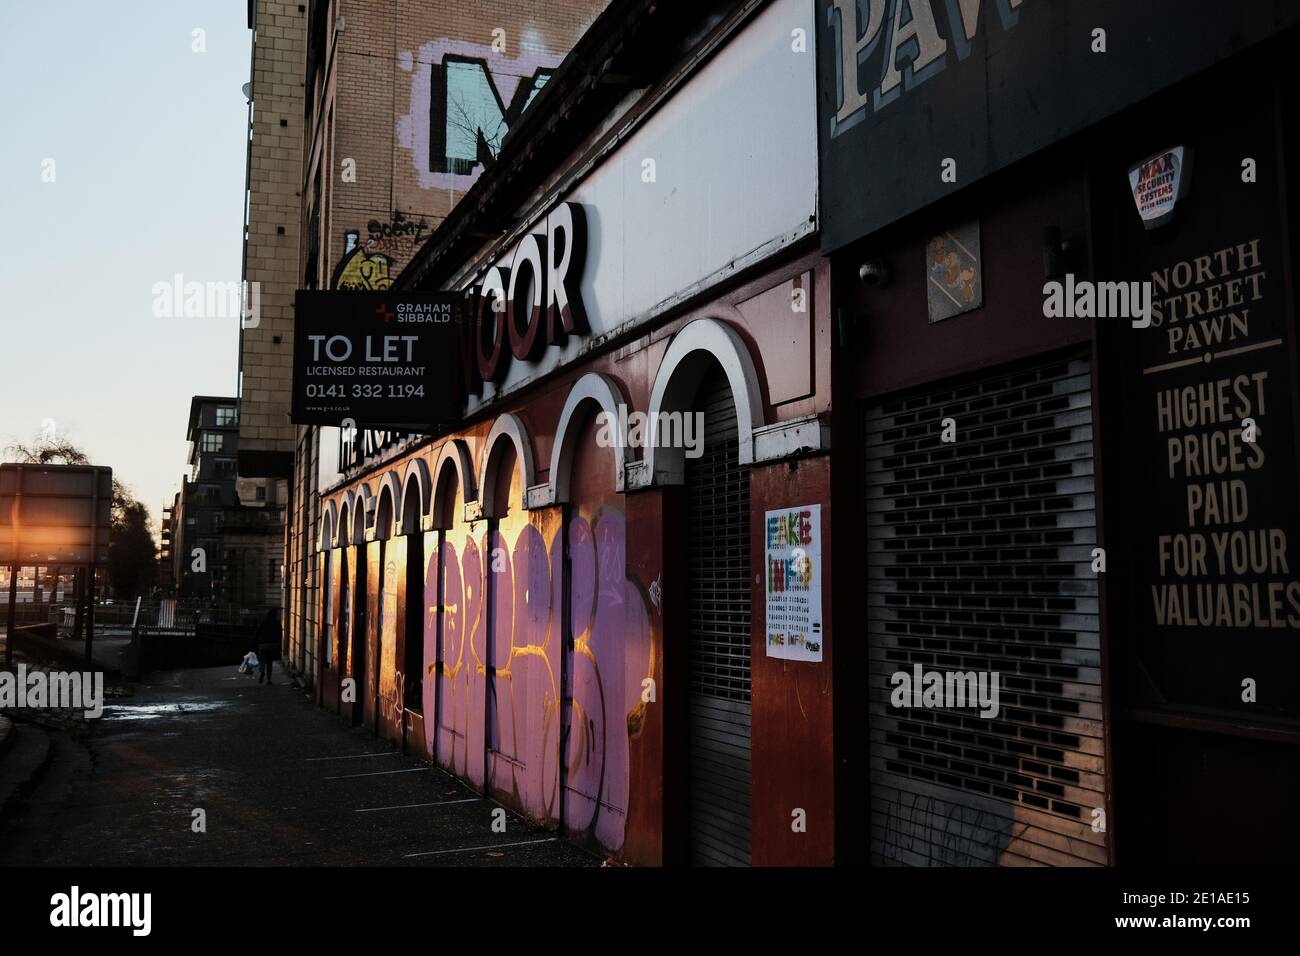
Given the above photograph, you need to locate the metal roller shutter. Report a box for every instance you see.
[686,369,753,866]
[865,351,1108,867]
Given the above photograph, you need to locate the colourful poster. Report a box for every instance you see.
[764,504,823,662]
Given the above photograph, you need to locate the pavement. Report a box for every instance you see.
[1,625,133,676]
[0,663,600,867]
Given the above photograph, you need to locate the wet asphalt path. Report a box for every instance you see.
[0,665,598,867]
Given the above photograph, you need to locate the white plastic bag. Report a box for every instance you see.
[239,652,259,674]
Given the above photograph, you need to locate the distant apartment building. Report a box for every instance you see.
[169,397,283,608]
[173,397,241,600]
[223,470,286,610]
[278,0,609,680]
[158,499,175,590]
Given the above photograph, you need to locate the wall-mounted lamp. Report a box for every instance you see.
[839,259,891,347]
[858,259,890,288]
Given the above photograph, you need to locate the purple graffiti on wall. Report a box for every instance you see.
[422,508,652,854]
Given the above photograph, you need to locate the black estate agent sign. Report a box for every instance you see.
[291,291,463,427]
[817,0,1300,252]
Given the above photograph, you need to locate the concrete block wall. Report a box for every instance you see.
[240,0,308,457]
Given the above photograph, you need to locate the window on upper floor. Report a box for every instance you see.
[216,406,238,426]
[201,432,224,454]
[193,485,222,507]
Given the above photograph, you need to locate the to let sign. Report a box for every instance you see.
[291,291,465,427]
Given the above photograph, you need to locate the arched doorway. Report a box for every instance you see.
[350,495,369,728]
[372,478,399,738]
[482,439,521,789]
[560,408,642,850]
[318,503,336,710]
[429,440,476,779]
[684,364,753,866]
[400,466,427,752]
[476,414,542,804]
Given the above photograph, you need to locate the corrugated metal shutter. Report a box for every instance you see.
[686,369,753,866]
[865,351,1108,866]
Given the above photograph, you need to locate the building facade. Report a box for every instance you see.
[308,0,830,866]
[819,1,1300,865]
[279,0,1300,867]
[174,397,241,601]
[158,498,175,590]
[238,0,307,480]
[280,0,610,686]
[235,0,310,627]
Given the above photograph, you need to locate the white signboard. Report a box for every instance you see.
[456,0,818,414]
[764,504,822,662]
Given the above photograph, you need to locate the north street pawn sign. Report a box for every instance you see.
[291,290,464,427]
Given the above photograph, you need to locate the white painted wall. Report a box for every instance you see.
[468,0,818,411]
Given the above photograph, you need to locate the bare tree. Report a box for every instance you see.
[6,436,88,466]
[445,91,505,170]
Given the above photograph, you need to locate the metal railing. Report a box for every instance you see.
[0,603,59,626]
[30,601,274,631]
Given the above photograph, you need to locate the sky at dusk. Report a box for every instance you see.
[0,1,250,530]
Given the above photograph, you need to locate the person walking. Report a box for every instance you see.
[255,608,282,686]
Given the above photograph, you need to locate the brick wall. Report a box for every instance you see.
[320,0,608,289]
